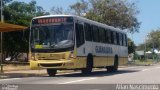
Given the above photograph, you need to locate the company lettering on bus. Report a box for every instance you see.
[95,46,113,54]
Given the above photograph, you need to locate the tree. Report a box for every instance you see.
[0,0,12,20]
[128,38,136,54]
[3,30,28,58]
[70,0,140,33]
[2,1,49,61]
[2,0,12,4]
[136,43,145,51]
[146,29,160,50]
[136,28,160,51]
[50,7,65,14]
[3,0,49,26]
[70,0,88,16]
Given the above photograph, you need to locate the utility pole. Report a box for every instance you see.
[144,35,147,61]
[1,0,3,73]
[152,40,155,63]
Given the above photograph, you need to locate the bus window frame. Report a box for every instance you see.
[84,23,92,41]
[99,27,106,43]
[92,25,99,42]
[75,22,85,47]
[116,32,120,45]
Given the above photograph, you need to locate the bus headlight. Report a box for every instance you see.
[70,52,74,58]
[31,53,36,60]
[68,51,76,60]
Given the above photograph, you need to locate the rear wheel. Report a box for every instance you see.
[81,55,93,74]
[107,56,118,72]
[47,69,57,77]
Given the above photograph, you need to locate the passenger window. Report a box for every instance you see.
[76,23,85,47]
[92,26,99,42]
[119,33,123,46]
[123,34,127,46]
[116,32,120,45]
[99,28,106,43]
[106,30,111,43]
[125,34,128,46]
[111,31,114,44]
[84,23,92,41]
[113,32,117,44]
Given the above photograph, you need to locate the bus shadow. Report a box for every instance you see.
[54,69,139,77]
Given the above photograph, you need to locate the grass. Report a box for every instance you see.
[132,59,159,66]
[3,64,30,71]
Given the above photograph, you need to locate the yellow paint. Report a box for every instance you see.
[119,57,128,65]
[30,60,39,69]
[30,51,128,70]
[73,47,77,58]
[107,57,114,66]
[35,45,42,49]
[94,57,108,67]
[75,57,86,68]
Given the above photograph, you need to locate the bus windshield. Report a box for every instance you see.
[31,23,74,50]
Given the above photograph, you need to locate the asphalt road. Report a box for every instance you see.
[1,65,160,90]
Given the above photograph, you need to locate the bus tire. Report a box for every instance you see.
[81,54,93,74]
[107,56,118,72]
[47,69,57,77]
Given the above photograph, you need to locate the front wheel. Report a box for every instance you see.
[47,69,57,77]
[81,55,93,74]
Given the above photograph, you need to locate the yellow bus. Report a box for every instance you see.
[29,15,128,76]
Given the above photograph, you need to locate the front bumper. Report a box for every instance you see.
[30,59,75,69]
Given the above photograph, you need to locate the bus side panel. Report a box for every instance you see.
[74,57,87,68]
[119,57,128,65]
[93,56,114,67]
[93,57,107,67]
[107,56,115,66]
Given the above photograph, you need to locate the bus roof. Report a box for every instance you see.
[32,15,74,19]
[33,15,126,34]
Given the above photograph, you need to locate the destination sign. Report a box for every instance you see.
[95,46,113,54]
[32,17,73,24]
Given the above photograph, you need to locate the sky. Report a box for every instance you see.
[133,0,160,45]
[15,0,160,45]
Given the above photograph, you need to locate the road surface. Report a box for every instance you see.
[0,65,160,90]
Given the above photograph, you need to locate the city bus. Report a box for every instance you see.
[29,15,128,76]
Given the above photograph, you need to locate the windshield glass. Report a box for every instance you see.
[31,23,74,50]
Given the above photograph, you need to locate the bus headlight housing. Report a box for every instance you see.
[31,53,36,61]
[70,51,74,58]
[68,51,76,60]
[67,51,74,60]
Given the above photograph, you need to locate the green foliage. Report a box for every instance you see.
[70,0,88,16]
[2,0,49,58]
[128,38,136,54]
[0,0,12,6]
[3,0,12,4]
[3,0,49,26]
[136,43,145,51]
[50,7,65,14]
[70,0,140,33]
[0,0,12,20]
[137,28,160,51]
[3,30,29,56]
[146,29,160,50]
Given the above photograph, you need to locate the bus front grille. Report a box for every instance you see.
[40,63,62,67]
[37,53,65,60]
